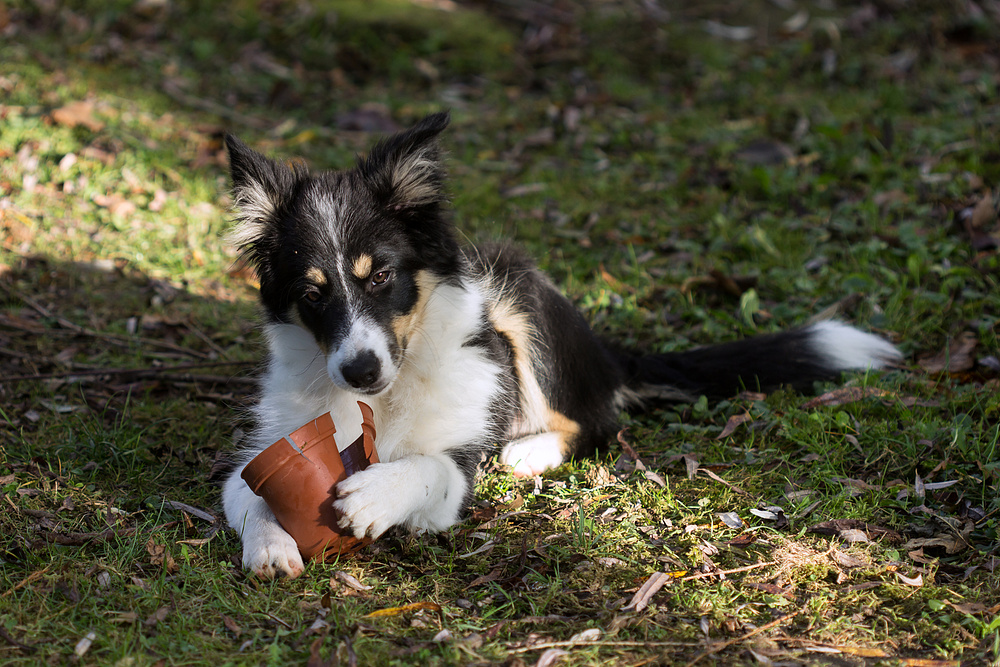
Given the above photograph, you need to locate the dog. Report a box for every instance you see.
[221,112,900,579]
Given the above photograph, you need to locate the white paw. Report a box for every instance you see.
[500,433,566,478]
[241,529,305,579]
[333,464,402,540]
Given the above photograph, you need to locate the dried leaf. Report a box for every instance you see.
[902,535,970,555]
[145,539,178,573]
[945,601,987,615]
[335,571,373,591]
[364,601,441,619]
[699,468,750,496]
[51,101,105,132]
[830,550,868,569]
[683,454,699,480]
[623,571,671,612]
[717,411,752,439]
[807,519,903,544]
[896,572,923,587]
[464,567,502,590]
[534,648,568,667]
[569,628,602,642]
[144,606,171,627]
[222,614,242,636]
[801,386,891,409]
[918,332,977,373]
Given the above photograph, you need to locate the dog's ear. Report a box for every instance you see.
[357,111,450,210]
[225,134,302,248]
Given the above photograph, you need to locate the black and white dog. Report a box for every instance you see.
[221,112,899,578]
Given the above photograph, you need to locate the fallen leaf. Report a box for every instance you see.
[51,101,105,132]
[717,411,752,439]
[801,386,891,409]
[534,648,568,667]
[807,520,904,544]
[146,539,178,573]
[144,606,171,627]
[830,550,868,569]
[918,332,977,373]
[568,628,602,642]
[222,615,242,636]
[464,567,502,590]
[364,601,441,619]
[945,601,987,615]
[896,572,923,587]
[623,571,671,612]
[902,535,970,555]
[334,571,373,592]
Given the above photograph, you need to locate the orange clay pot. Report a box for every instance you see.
[241,401,379,561]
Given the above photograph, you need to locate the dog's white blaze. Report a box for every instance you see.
[808,320,901,370]
[327,316,396,390]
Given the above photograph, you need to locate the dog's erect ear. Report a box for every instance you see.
[357,111,450,210]
[225,134,302,248]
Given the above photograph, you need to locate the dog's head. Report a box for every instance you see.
[225,112,461,395]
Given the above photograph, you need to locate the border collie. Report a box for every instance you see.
[221,112,900,578]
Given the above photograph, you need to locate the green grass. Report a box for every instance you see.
[2,0,1000,664]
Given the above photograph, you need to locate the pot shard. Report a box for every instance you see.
[241,401,379,561]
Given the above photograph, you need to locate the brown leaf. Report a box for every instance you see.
[334,571,373,592]
[830,549,868,569]
[717,411,752,439]
[801,386,891,409]
[807,519,904,544]
[623,571,672,612]
[364,601,441,619]
[144,606,171,627]
[961,193,999,250]
[464,567,503,590]
[534,649,568,667]
[146,539,178,573]
[918,332,978,373]
[221,614,242,636]
[902,534,970,555]
[51,101,105,132]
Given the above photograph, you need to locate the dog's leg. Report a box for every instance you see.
[499,432,569,478]
[333,453,468,538]
[222,463,305,579]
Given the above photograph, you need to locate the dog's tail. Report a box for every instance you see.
[620,320,901,401]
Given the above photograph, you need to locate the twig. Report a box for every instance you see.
[509,639,700,654]
[0,281,211,358]
[683,605,808,666]
[0,626,35,653]
[1,565,52,598]
[39,526,136,547]
[0,360,255,383]
[680,561,776,581]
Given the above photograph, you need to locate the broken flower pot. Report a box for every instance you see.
[241,401,378,561]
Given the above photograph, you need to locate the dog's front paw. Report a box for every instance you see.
[242,529,305,579]
[333,465,401,540]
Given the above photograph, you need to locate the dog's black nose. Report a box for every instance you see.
[340,351,382,389]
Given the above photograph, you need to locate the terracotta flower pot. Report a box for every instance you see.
[241,401,379,561]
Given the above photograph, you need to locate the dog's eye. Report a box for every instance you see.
[303,288,322,303]
[371,271,391,287]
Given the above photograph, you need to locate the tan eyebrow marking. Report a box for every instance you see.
[305,267,327,285]
[351,254,373,279]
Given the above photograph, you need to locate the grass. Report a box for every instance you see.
[2,0,999,664]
